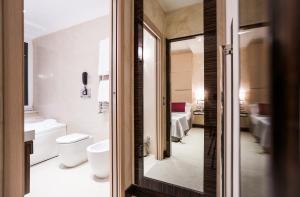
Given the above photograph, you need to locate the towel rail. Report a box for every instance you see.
[99,74,110,81]
[98,74,110,113]
[99,101,109,113]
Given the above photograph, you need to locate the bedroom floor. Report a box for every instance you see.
[144,128,204,192]
[241,132,272,197]
[24,157,110,197]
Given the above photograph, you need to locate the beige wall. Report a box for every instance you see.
[171,51,204,105]
[32,17,111,142]
[240,27,270,105]
[240,0,269,26]
[192,53,204,105]
[171,51,193,103]
[144,0,166,34]
[144,0,204,39]
[166,3,203,39]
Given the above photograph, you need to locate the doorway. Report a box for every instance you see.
[23,1,112,197]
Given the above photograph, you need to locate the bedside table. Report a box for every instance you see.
[240,112,250,131]
[192,110,204,127]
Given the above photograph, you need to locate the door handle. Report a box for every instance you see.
[220,44,233,197]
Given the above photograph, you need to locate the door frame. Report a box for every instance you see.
[165,33,204,158]
[0,0,125,197]
[143,18,164,161]
[1,0,24,196]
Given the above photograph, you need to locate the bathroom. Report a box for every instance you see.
[23,0,112,196]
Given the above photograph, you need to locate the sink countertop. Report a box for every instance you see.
[24,128,35,142]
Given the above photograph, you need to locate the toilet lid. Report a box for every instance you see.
[56,133,90,144]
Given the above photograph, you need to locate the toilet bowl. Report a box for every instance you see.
[87,139,109,178]
[56,133,93,167]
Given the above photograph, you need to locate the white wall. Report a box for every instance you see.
[143,29,157,155]
[171,51,204,106]
[192,53,204,106]
[32,16,111,142]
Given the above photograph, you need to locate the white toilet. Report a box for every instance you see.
[87,139,109,178]
[56,133,93,167]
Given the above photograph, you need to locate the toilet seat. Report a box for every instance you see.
[56,133,89,144]
[56,133,93,167]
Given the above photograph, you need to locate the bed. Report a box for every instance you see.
[249,104,271,151]
[171,103,192,142]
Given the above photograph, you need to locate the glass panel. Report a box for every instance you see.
[142,0,204,191]
[239,0,271,193]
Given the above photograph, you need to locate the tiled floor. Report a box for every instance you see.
[144,128,204,192]
[25,157,110,197]
[241,132,272,197]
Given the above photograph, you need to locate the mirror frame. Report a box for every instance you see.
[134,0,217,196]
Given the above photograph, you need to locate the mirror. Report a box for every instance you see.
[239,0,271,196]
[142,0,207,193]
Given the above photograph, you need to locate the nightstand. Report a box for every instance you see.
[240,112,250,131]
[192,110,204,127]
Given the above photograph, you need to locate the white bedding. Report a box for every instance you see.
[251,115,271,149]
[171,113,189,138]
[249,104,271,150]
[170,103,192,139]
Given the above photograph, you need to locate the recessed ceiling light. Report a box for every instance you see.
[238,30,251,35]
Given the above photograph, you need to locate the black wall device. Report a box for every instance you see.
[82,72,88,85]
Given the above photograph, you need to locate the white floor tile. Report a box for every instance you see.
[25,157,110,197]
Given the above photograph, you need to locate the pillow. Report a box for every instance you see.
[172,102,186,112]
[249,104,259,115]
[258,103,270,116]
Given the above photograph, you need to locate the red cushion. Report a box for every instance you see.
[258,103,270,115]
[172,102,186,112]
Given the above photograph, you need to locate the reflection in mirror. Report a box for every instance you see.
[143,27,158,164]
[239,26,271,197]
[239,0,271,197]
[143,35,205,192]
[142,0,204,191]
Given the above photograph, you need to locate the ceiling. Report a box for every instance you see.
[24,0,110,41]
[239,27,269,48]
[171,36,204,54]
[157,0,203,12]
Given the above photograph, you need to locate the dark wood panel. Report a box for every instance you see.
[239,22,269,30]
[203,0,217,196]
[165,39,171,158]
[271,0,300,196]
[134,0,144,185]
[126,184,172,197]
[25,141,33,194]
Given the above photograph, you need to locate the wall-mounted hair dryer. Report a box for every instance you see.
[81,72,91,98]
[82,72,88,86]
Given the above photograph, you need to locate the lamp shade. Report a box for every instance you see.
[239,89,246,101]
[196,88,205,101]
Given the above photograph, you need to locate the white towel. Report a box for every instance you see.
[98,38,110,76]
[98,80,109,103]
